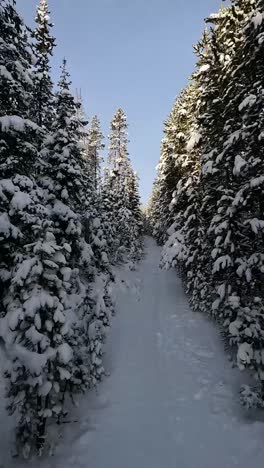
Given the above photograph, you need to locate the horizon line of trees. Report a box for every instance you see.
[0,0,142,457]
[148,0,264,407]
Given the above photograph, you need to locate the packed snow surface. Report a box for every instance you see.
[1,237,264,467]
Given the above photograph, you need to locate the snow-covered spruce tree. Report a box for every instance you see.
[88,200,110,274]
[42,60,109,391]
[31,0,55,131]
[126,167,143,260]
[4,59,98,459]
[190,0,264,403]
[86,115,105,192]
[0,0,71,457]
[178,7,243,316]
[100,168,120,262]
[0,0,43,312]
[103,108,142,262]
[160,83,204,307]
[193,3,259,325]
[229,0,264,405]
[206,0,264,393]
[82,115,111,271]
[108,108,129,172]
[150,92,194,246]
[147,177,161,235]
[43,59,91,221]
[162,0,264,403]
[3,217,79,457]
[201,2,263,322]
[150,0,264,404]
[72,94,110,273]
[180,27,227,313]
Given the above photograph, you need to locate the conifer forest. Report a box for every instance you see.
[0,0,264,466]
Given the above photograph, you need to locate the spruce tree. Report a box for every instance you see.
[0,1,114,457]
[151,0,264,405]
[0,0,67,456]
[0,0,42,309]
[104,109,131,260]
[100,168,120,262]
[43,59,109,392]
[125,166,143,260]
[86,115,105,192]
[104,108,142,262]
[32,0,55,130]
[149,89,197,246]
[160,83,203,304]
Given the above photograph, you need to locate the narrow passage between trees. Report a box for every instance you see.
[1,238,264,468]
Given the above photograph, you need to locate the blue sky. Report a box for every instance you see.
[17,0,221,204]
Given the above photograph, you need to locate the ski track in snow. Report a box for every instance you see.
[1,237,264,467]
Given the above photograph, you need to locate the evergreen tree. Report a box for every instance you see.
[100,168,120,262]
[3,218,78,457]
[160,83,203,301]
[205,0,264,382]
[43,59,110,389]
[81,115,111,270]
[151,0,264,405]
[0,0,42,310]
[108,108,129,173]
[86,115,105,192]
[103,108,142,262]
[32,0,55,130]
[1,57,107,457]
[149,89,196,246]
[125,166,143,260]
[0,0,68,456]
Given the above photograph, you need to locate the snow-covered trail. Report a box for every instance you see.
[1,237,264,467]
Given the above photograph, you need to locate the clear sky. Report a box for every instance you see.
[16,0,221,204]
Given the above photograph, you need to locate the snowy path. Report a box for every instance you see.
[1,237,264,467]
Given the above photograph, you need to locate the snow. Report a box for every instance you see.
[23,291,56,316]
[0,178,16,195]
[12,258,37,286]
[199,64,210,73]
[93,217,101,228]
[61,267,72,281]
[57,343,73,365]
[39,381,52,397]
[161,227,185,269]
[213,254,232,273]
[233,154,246,175]
[0,115,40,133]
[53,200,77,220]
[250,175,264,188]
[252,11,263,28]
[224,130,241,147]
[239,94,257,112]
[7,309,23,330]
[202,158,217,175]
[101,251,109,263]
[14,60,33,86]
[61,188,69,199]
[246,218,264,234]
[237,343,253,370]
[11,192,32,210]
[1,238,264,466]
[0,65,13,81]
[58,367,71,380]
[186,131,201,151]
[229,319,242,337]
[0,212,20,239]
[7,344,50,374]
